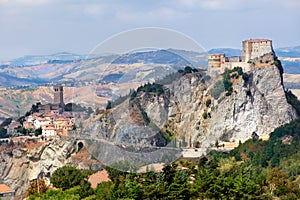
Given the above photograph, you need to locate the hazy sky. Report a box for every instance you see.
[0,0,299,61]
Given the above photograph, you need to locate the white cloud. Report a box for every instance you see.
[83,4,103,16]
[177,0,199,8]
[200,0,270,10]
[156,7,177,18]
[202,0,245,10]
[279,0,300,8]
[114,6,187,22]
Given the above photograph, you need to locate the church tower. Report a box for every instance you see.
[53,86,64,111]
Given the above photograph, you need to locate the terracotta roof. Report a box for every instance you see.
[0,184,14,193]
[43,127,56,130]
[88,170,111,189]
[243,39,271,43]
[209,53,225,56]
[55,118,68,121]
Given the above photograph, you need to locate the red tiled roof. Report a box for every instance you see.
[0,184,14,193]
[209,53,225,56]
[243,39,271,43]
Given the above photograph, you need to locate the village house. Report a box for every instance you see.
[22,86,75,138]
[0,184,15,200]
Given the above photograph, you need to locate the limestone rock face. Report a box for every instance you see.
[201,65,297,147]
[0,137,100,197]
[116,65,297,148]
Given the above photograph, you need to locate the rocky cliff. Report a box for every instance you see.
[0,137,102,197]
[1,58,297,198]
[95,62,297,150]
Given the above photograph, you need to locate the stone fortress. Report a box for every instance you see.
[208,39,274,74]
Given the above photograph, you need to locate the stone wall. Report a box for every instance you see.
[242,40,273,62]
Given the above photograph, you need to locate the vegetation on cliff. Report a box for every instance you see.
[27,115,300,200]
[210,66,247,99]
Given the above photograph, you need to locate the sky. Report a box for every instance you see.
[0,0,299,61]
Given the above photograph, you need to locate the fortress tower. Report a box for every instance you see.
[208,54,225,69]
[242,39,273,62]
[53,86,64,108]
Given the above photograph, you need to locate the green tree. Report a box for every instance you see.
[34,127,42,136]
[206,99,212,107]
[184,66,193,74]
[50,166,86,190]
[0,127,8,138]
[95,181,113,200]
[27,179,48,196]
[0,118,12,127]
[78,180,94,198]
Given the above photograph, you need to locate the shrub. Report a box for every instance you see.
[184,66,193,73]
[206,99,212,107]
[242,73,249,82]
[27,179,48,196]
[210,80,225,99]
[50,166,86,190]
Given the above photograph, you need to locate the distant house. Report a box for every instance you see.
[0,184,15,200]
[23,121,34,130]
[34,118,51,129]
[42,126,56,137]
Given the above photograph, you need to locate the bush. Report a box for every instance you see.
[50,166,86,190]
[285,91,300,116]
[226,87,233,96]
[206,99,212,107]
[95,181,114,200]
[0,127,8,138]
[184,66,193,74]
[242,73,249,82]
[34,127,42,136]
[0,118,12,127]
[202,112,208,119]
[27,179,48,196]
[210,80,225,99]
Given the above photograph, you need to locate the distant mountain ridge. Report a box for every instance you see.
[0,52,88,67]
[208,48,242,57]
[0,45,299,87]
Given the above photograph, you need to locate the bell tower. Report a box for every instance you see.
[53,86,64,111]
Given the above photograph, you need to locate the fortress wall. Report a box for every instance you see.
[221,62,251,73]
[249,41,273,60]
[227,56,244,62]
[242,40,273,62]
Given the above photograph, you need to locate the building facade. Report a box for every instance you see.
[242,39,273,62]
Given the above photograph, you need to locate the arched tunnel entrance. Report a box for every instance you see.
[77,141,84,152]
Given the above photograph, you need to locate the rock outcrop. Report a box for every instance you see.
[201,65,297,147]
[95,62,297,150]
[0,137,102,197]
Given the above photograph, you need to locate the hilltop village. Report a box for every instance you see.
[0,86,75,142]
[22,86,75,137]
